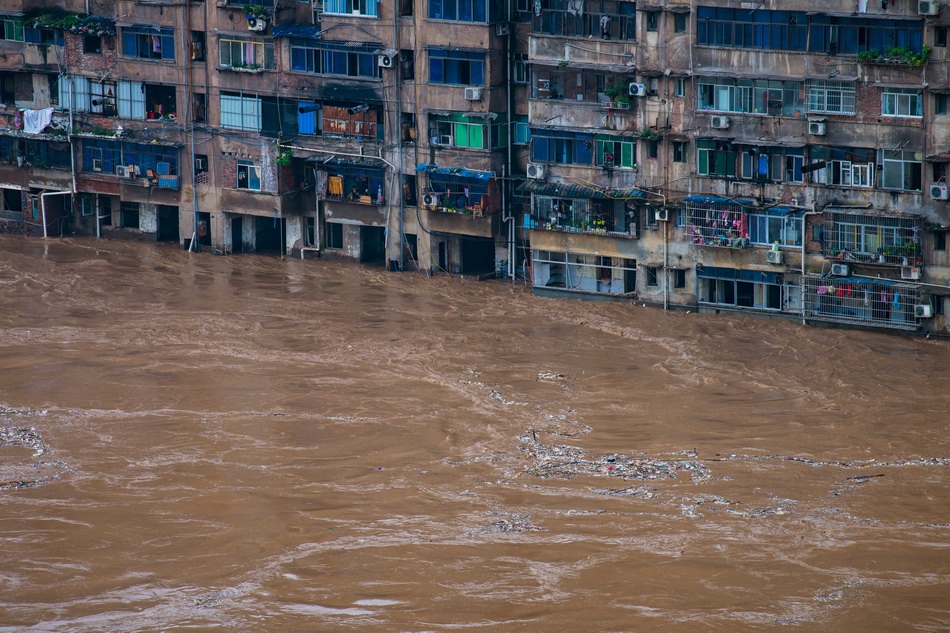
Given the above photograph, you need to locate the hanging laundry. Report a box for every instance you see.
[863,289,870,306]
[566,0,584,17]
[600,15,611,39]
[22,108,54,135]
[893,291,901,308]
[151,35,161,53]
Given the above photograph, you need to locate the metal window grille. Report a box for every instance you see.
[802,276,921,330]
[824,212,921,265]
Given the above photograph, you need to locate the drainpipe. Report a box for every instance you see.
[663,203,669,310]
[801,204,822,324]
[40,190,72,239]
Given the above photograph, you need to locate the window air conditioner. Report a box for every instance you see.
[919,0,938,15]
[915,303,933,318]
[766,250,783,264]
[901,266,922,280]
[378,52,396,68]
[114,165,130,178]
[628,83,647,97]
[247,17,267,31]
[422,193,444,208]
[495,23,510,36]
[710,115,730,129]
[526,162,546,180]
[655,208,669,222]
[830,263,849,276]
[464,87,483,101]
[808,121,826,136]
[930,184,949,200]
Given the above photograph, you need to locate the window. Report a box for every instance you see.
[325,0,379,16]
[646,12,658,32]
[646,266,658,286]
[696,7,807,50]
[121,26,175,60]
[84,35,101,54]
[327,222,344,249]
[191,31,206,61]
[674,269,686,288]
[25,27,64,46]
[220,92,262,131]
[825,212,920,262]
[881,149,922,191]
[81,139,179,180]
[739,147,803,183]
[882,88,922,118]
[429,49,485,85]
[532,129,595,164]
[514,115,530,145]
[533,69,621,102]
[676,209,686,227]
[0,73,14,106]
[934,231,947,251]
[513,53,528,84]
[674,78,685,98]
[674,12,687,33]
[672,141,686,163]
[116,82,176,120]
[805,80,856,115]
[193,93,206,123]
[290,39,382,79]
[22,140,71,170]
[699,266,787,310]
[697,140,736,177]
[237,160,261,190]
[809,147,875,188]
[1,16,24,42]
[429,113,490,149]
[532,0,636,40]
[219,38,275,70]
[429,0,494,23]
[597,136,635,168]
[937,94,949,116]
[323,105,381,140]
[648,140,659,159]
[195,154,209,176]
[937,27,947,48]
[698,77,802,116]
[748,211,802,246]
[809,15,923,55]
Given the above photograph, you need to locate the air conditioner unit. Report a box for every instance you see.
[902,266,922,280]
[711,115,730,129]
[92,158,102,172]
[808,121,826,136]
[931,184,949,200]
[830,263,849,276]
[655,208,669,222]
[919,0,938,15]
[766,250,783,264]
[247,17,267,31]
[114,165,130,178]
[915,303,933,318]
[464,87,483,101]
[628,83,647,97]
[495,23,510,36]
[421,193,444,209]
[378,52,396,68]
[526,162,546,180]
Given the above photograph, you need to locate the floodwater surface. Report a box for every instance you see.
[0,235,948,632]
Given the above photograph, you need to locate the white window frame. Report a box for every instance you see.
[805,79,856,115]
[220,92,262,131]
[882,88,922,118]
[237,159,261,190]
[219,38,274,70]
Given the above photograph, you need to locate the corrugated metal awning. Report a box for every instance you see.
[416,163,494,180]
[272,21,322,39]
[519,180,645,200]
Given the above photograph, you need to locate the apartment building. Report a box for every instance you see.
[0,0,948,335]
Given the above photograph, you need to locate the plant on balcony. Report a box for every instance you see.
[276,146,292,166]
[244,4,267,18]
[603,83,631,107]
[24,8,86,31]
[857,46,931,68]
[640,128,662,141]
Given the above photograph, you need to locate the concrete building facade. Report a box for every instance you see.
[1,0,949,335]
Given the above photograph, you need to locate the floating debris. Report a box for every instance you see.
[0,426,46,452]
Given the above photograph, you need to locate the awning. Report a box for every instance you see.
[519,180,645,200]
[272,21,322,39]
[732,139,806,148]
[683,195,755,207]
[416,163,494,180]
[464,112,499,121]
[926,153,950,162]
[307,157,385,169]
[529,59,636,74]
[69,15,116,36]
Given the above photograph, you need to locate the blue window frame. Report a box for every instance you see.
[531,129,594,165]
[533,0,636,41]
[290,39,381,78]
[324,0,379,16]
[429,49,485,85]
[696,7,807,50]
[122,25,175,60]
[82,139,178,176]
[428,0,495,23]
[24,27,64,45]
[809,15,923,54]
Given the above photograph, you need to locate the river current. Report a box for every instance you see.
[1,235,948,632]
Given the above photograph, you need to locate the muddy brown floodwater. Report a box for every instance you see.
[1,235,949,632]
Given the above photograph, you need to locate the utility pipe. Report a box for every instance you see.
[800,205,823,324]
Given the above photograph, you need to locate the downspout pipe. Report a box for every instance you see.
[801,205,822,324]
